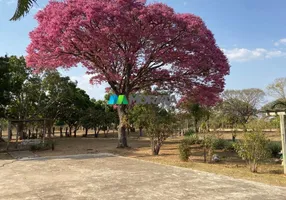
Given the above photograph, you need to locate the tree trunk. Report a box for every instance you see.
[94,128,98,138]
[232,135,236,142]
[46,120,54,139]
[9,129,12,140]
[52,127,55,136]
[65,127,68,137]
[85,128,88,137]
[0,125,3,138]
[74,129,77,137]
[151,137,155,155]
[208,149,213,162]
[60,127,63,138]
[47,127,52,139]
[69,126,72,137]
[153,144,161,155]
[203,147,207,163]
[18,122,24,140]
[194,119,199,133]
[151,138,161,155]
[117,106,128,148]
[250,160,258,173]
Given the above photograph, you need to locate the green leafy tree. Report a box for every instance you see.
[0,56,12,118]
[266,78,286,100]
[81,99,118,138]
[221,89,265,131]
[4,56,41,139]
[200,122,216,163]
[265,78,286,111]
[179,138,193,161]
[38,71,82,137]
[131,105,177,155]
[234,131,270,173]
[59,83,91,137]
[262,98,286,111]
[179,101,210,133]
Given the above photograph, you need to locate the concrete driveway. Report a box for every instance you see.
[0,153,285,200]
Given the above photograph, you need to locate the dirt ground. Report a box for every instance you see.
[1,130,285,187]
[0,153,286,200]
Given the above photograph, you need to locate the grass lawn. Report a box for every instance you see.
[1,129,286,186]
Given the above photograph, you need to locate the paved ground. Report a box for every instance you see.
[0,153,286,200]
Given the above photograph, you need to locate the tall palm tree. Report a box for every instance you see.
[10,0,38,21]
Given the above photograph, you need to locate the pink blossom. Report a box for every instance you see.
[26,0,230,105]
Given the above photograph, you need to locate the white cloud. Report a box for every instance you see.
[70,74,108,100]
[222,48,286,62]
[274,38,286,46]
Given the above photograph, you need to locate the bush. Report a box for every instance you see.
[184,134,200,145]
[184,129,195,136]
[234,132,271,173]
[213,139,235,151]
[30,144,41,151]
[179,138,192,161]
[225,141,235,151]
[213,138,228,150]
[30,140,55,151]
[202,135,216,162]
[268,142,282,158]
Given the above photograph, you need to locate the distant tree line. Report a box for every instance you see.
[0,55,118,139]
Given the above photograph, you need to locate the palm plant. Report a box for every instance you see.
[10,0,38,21]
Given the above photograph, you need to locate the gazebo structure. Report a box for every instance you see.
[6,118,51,150]
[264,110,286,173]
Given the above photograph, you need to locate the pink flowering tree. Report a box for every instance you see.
[26,0,230,148]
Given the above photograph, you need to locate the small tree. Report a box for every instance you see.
[179,138,192,161]
[221,89,265,131]
[234,131,270,173]
[131,105,177,155]
[200,122,215,163]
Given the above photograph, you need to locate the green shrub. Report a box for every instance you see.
[213,138,228,150]
[213,139,235,151]
[202,135,216,162]
[179,138,192,161]
[184,134,200,145]
[30,144,41,151]
[234,132,270,173]
[184,129,195,136]
[30,140,55,151]
[225,141,235,151]
[268,142,282,158]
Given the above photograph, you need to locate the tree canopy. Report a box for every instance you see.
[26,0,229,106]
[266,78,286,100]
[26,0,229,147]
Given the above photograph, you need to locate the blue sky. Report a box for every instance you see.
[0,0,286,101]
